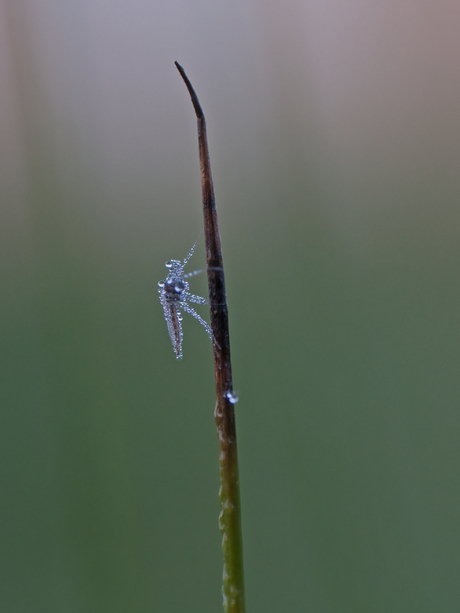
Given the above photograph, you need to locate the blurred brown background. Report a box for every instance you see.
[1,1,460,611]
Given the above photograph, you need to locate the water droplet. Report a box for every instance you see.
[224,390,239,404]
[175,281,185,292]
[165,261,173,268]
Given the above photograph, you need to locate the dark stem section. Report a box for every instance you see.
[175,62,245,613]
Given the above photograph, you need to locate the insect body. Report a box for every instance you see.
[158,239,213,359]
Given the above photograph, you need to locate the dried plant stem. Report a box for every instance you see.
[175,62,245,613]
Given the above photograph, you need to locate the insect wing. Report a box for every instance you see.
[160,290,184,359]
[169,303,183,358]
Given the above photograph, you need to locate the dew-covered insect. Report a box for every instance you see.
[158,238,213,359]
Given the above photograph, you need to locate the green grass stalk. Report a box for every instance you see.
[175,62,246,613]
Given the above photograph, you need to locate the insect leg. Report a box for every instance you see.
[182,235,201,266]
[186,292,208,305]
[180,302,213,340]
[183,266,222,280]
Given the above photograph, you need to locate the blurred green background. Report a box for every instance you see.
[1,1,460,611]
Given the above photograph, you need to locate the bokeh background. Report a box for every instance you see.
[2,1,460,611]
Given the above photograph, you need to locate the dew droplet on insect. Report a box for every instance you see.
[158,281,165,287]
[175,281,185,292]
[165,261,173,268]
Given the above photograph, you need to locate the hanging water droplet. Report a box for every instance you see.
[158,281,165,288]
[224,390,239,404]
[165,261,173,268]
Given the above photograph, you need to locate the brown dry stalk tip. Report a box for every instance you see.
[175,61,245,613]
